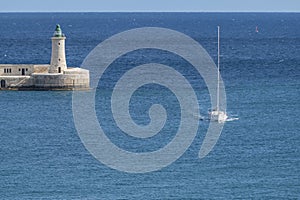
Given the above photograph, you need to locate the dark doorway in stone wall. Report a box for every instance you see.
[1,80,6,88]
[22,68,25,75]
[58,67,61,73]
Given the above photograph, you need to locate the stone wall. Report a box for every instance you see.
[0,76,32,89]
[0,64,34,76]
[0,65,89,90]
[31,67,89,89]
[0,64,50,76]
[34,65,50,74]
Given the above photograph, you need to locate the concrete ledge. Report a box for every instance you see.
[64,68,89,74]
[0,86,90,91]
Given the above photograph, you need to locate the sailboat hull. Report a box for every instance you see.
[209,110,228,123]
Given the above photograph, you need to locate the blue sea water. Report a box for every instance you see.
[0,13,300,199]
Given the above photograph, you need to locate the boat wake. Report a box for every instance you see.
[225,113,239,122]
[192,113,205,120]
[191,112,239,122]
[226,117,239,122]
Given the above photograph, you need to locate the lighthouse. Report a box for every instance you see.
[49,24,67,73]
[0,23,89,90]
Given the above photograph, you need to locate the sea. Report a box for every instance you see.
[0,13,299,199]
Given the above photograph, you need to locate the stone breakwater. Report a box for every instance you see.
[0,64,89,90]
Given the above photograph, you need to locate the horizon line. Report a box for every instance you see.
[0,11,299,13]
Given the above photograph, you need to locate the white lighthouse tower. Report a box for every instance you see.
[49,24,67,73]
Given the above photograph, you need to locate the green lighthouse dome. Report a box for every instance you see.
[53,24,64,37]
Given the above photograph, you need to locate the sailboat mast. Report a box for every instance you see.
[217,26,220,112]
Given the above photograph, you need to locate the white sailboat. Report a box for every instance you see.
[209,26,228,123]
